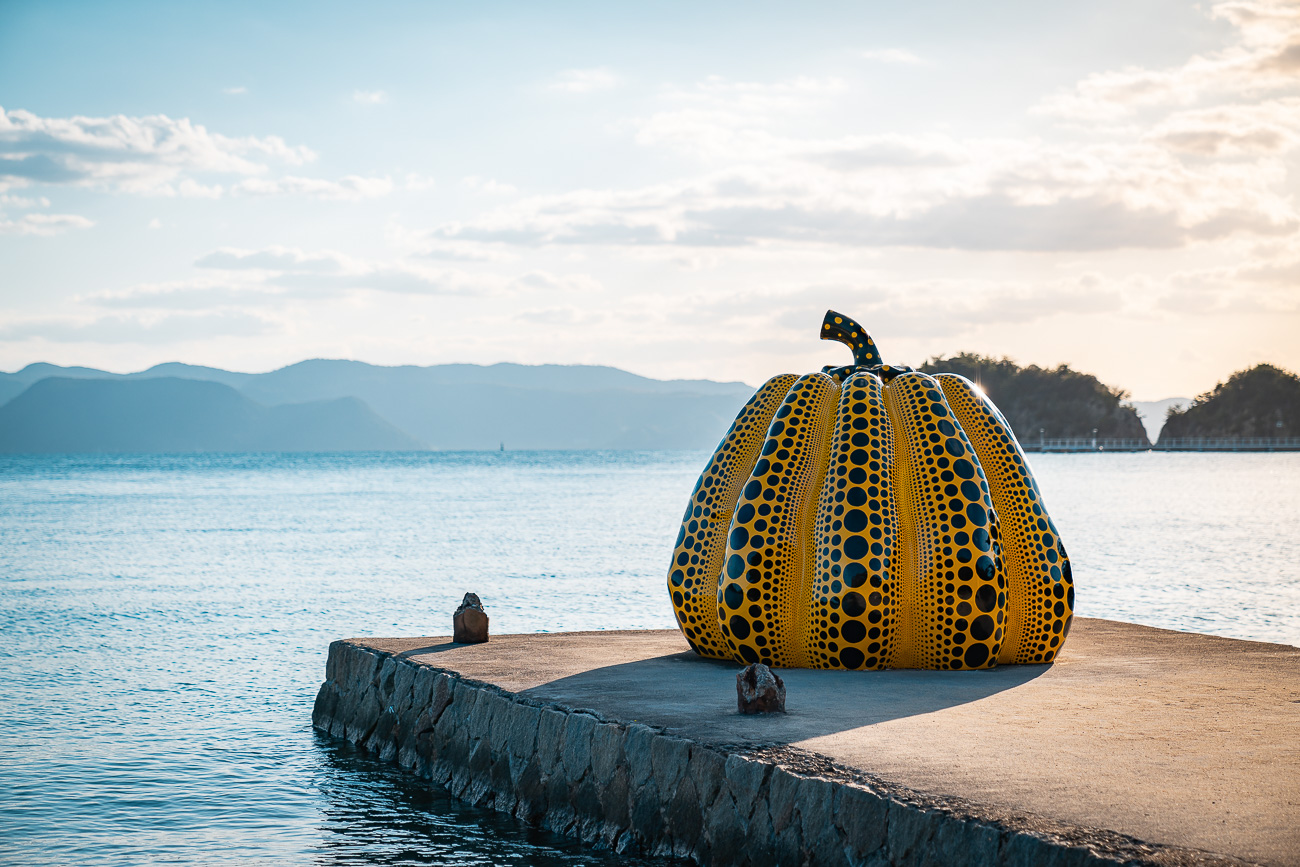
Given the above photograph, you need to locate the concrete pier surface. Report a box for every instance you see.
[345,618,1299,866]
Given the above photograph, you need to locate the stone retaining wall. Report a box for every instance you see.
[312,639,1247,867]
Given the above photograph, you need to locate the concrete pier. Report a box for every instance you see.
[313,618,1299,866]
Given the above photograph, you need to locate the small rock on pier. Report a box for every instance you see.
[452,592,489,644]
[737,662,785,713]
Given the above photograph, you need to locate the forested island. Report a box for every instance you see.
[919,353,1149,443]
[1159,364,1300,441]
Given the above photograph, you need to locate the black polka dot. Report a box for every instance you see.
[842,620,866,643]
[839,647,865,669]
[975,584,997,612]
[844,536,868,559]
[843,509,868,532]
[724,583,744,610]
[963,643,990,667]
[842,592,867,617]
[970,615,995,640]
[729,616,751,641]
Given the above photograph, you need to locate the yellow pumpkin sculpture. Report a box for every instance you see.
[668,310,1074,670]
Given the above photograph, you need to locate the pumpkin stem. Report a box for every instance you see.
[820,310,882,367]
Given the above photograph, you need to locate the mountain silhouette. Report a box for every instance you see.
[0,377,423,453]
[0,361,757,452]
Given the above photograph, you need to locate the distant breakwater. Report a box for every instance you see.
[1024,435,1300,452]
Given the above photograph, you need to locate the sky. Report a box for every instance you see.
[1,0,1298,400]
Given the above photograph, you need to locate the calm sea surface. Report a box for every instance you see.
[2,451,1297,865]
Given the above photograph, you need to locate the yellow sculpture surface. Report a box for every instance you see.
[668,310,1074,670]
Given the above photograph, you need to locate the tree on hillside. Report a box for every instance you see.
[918,353,1149,443]
[1159,364,1300,441]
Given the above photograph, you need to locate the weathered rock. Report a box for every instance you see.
[453,592,489,643]
[736,662,785,713]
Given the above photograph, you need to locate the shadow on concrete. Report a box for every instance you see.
[396,642,474,657]
[520,651,1051,744]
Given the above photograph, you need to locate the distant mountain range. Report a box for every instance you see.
[0,360,758,453]
[0,356,1223,454]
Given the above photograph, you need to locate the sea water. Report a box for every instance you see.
[1,451,1297,865]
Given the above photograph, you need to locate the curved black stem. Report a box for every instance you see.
[820,310,882,367]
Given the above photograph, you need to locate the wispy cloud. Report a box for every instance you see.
[232,174,394,200]
[546,67,620,93]
[0,311,273,344]
[0,107,395,201]
[461,175,517,195]
[0,106,313,195]
[1035,0,1300,121]
[222,86,248,96]
[195,246,351,273]
[192,245,489,297]
[0,213,93,236]
[351,89,389,104]
[861,48,924,65]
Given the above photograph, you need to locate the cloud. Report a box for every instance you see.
[222,86,248,96]
[404,173,436,191]
[508,270,602,293]
[662,277,1130,352]
[861,49,924,65]
[0,106,314,195]
[1145,98,1300,155]
[192,245,487,297]
[1035,0,1300,121]
[515,305,606,326]
[0,193,50,208]
[0,213,93,236]
[430,133,1296,252]
[352,89,389,104]
[415,239,514,262]
[426,37,1300,256]
[232,174,393,200]
[462,175,517,195]
[90,283,274,310]
[195,246,350,273]
[546,68,620,93]
[0,311,273,344]
[269,267,479,296]
[0,107,392,201]
[805,134,966,170]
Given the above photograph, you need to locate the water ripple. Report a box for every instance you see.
[1,450,1296,864]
